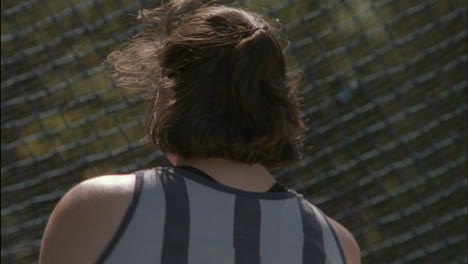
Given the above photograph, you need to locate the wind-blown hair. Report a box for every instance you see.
[107,0,306,167]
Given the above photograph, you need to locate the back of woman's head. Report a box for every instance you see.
[107,0,306,167]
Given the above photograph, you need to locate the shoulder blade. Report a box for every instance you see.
[39,174,136,264]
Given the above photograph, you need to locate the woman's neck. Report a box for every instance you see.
[171,156,277,192]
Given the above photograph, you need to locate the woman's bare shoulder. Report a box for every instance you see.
[39,174,136,264]
[327,217,361,264]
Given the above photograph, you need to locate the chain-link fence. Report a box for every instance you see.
[1,0,467,263]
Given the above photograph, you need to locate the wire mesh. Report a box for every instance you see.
[1,0,467,263]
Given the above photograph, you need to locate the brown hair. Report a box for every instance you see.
[107,0,306,167]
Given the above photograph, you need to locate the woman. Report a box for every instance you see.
[40,1,360,263]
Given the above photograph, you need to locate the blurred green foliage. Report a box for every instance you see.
[1,0,466,263]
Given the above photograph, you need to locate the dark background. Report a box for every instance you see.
[1,0,467,263]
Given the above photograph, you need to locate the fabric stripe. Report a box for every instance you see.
[160,168,191,264]
[259,198,303,264]
[325,217,347,264]
[298,197,326,264]
[100,169,166,263]
[234,196,261,264]
[311,206,345,264]
[185,177,236,264]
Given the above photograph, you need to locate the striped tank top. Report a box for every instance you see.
[97,167,346,264]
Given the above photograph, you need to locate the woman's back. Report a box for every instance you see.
[40,166,359,264]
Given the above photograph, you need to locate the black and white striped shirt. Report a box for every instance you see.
[97,167,346,264]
